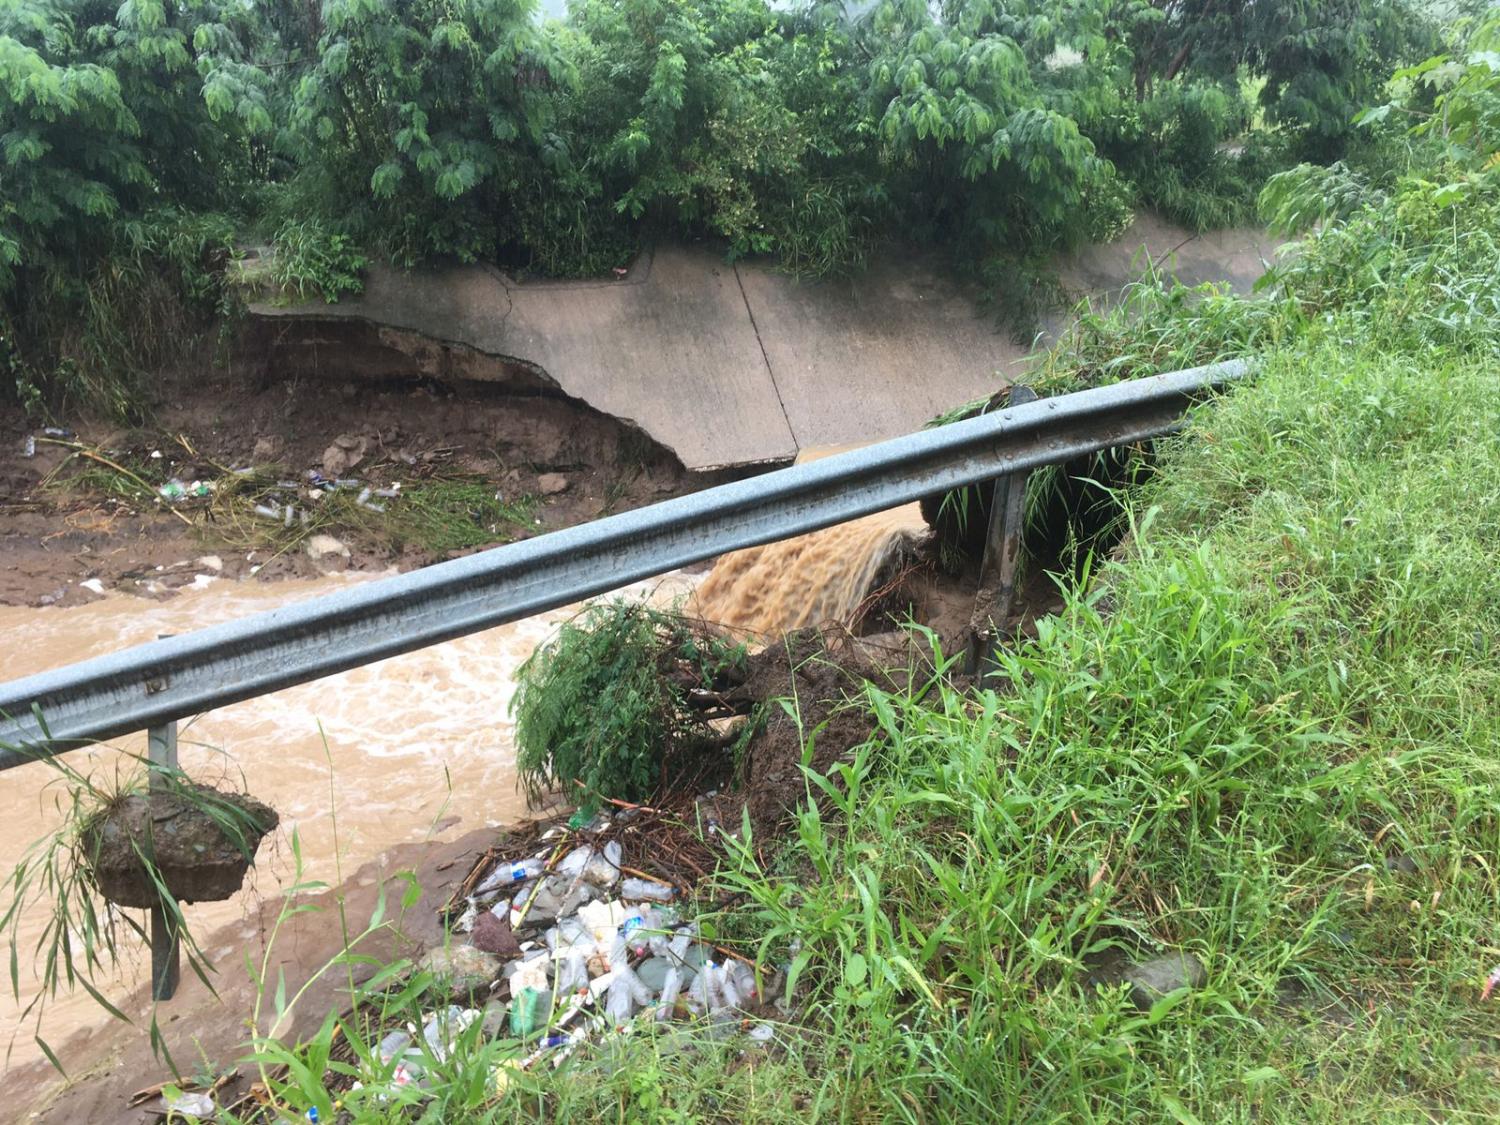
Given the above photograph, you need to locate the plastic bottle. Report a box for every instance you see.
[719,963,743,1009]
[689,960,724,1013]
[666,927,696,966]
[476,857,546,894]
[377,1029,413,1065]
[608,933,630,974]
[657,965,685,1021]
[620,876,675,903]
[424,1006,479,1062]
[557,845,594,878]
[581,840,621,887]
[604,962,654,1027]
[554,951,589,995]
[619,906,646,945]
[727,960,758,1003]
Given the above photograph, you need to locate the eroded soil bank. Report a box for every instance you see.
[0,323,748,608]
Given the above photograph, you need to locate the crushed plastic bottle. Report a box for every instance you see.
[657,965,685,1021]
[164,1091,216,1118]
[727,959,757,1003]
[554,951,589,995]
[604,961,653,1025]
[377,1028,413,1065]
[567,840,620,888]
[423,1006,480,1063]
[620,876,675,903]
[475,857,546,895]
[719,962,744,1009]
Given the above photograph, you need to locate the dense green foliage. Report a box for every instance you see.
[3,0,1446,414]
[512,601,745,807]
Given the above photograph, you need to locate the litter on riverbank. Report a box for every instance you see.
[219,800,787,1122]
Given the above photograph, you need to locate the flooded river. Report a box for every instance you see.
[0,570,694,1067]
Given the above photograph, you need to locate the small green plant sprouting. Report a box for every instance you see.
[269,219,368,304]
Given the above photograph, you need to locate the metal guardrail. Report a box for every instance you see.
[0,359,1247,767]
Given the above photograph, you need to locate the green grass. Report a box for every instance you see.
[704,341,1500,1120]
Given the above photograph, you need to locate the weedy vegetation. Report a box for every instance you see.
[0,735,275,1073]
[513,601,749,808]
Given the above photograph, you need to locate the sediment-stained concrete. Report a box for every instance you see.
[254,247,797,471]
[251,215,1277,471]
[733,253,1021,449]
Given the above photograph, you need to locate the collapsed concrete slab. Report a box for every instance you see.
[251,247,798,472]
[734,253,1024,449]
[249,218,1276,472]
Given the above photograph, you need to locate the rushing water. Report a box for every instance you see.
[690,447,931,637]
[0,570,694,1066]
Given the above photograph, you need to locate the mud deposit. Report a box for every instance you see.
[0,326,741,607]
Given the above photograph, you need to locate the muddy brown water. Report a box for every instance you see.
[689,447,930,637]
[0,571,695,1071]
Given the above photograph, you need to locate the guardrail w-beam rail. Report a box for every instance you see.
[0,359,1249,998]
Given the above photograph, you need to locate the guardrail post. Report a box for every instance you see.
[965,386,1037,675]
[146,716,180,1001]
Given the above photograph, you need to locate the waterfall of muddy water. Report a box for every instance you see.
[690,446,931,638]
[0,570,695,1068]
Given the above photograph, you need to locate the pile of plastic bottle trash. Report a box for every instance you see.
[368,829,779,1096]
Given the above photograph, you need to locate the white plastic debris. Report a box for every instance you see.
[576,899,627,949]
[657,965,685,1021]
[727,959,757,1002]
[747,1022,776,1043]
[620,876,675,903]
[555,951,589,995]
[604,958,653,1026]
[720,962,745,1009]
[511,956,550,995]
[422,1006,480,1063]
[378,1029,413,1065]
[557,845,593,878]
[475,857,545,895]
[163,1091,215,1118]
[79,578,106,595]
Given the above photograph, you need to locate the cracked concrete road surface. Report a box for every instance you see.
[252,214,1278,471]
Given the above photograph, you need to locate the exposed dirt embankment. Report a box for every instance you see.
[0,325,750,607]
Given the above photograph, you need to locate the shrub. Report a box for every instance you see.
[512,602,746,807]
